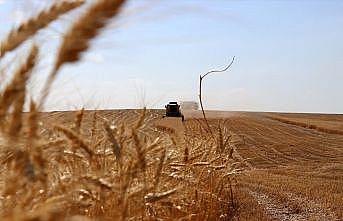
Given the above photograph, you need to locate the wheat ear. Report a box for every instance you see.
[0,1,84,58]
[0,45,38,131]
[104,122,121,161]
[27,99,38,140]
[74,108,84,134]
[7,86,26,137]
[54,125,93,158]
[39,0,126,108]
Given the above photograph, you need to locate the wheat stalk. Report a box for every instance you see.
[0,45,38,132]
[0,45,38,115]
[7,86,26,137]
[153,148,166,190]
[55,0,126,69]
[132,129,146,171]
[39,0,126,108]
[104,122,121,161]
[144,188,178,203]
[0,1,84,58]
[73,108,84,134]
[135,108,146,130]
[27,99,38,140]
[90,111,97,138]
[54,125,93,158]
[184,146,189,163]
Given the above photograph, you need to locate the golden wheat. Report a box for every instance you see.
[0,1,84,58]
[0,45,38,134]
[0,1,242,220]
[39,0,127,108]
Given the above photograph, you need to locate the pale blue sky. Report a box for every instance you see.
[1,0,342,113]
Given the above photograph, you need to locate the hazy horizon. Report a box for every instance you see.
[1,0,342,113]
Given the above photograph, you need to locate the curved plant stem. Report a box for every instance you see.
[199,56,235,139]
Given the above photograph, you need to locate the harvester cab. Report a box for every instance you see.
[163,101,184,121]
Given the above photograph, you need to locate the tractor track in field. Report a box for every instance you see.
[267,116,343,136]
[248,189,339,221]
[223,115,343,168]
[241,176,341,221]
[154,117,186,144]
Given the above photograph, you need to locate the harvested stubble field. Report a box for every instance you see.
[189,111,343,221]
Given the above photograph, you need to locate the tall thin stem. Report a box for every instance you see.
[198,57,235,139]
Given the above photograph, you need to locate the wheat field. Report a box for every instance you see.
[0,106,240,221]
[0,2,238,220]
[0,1,342,220]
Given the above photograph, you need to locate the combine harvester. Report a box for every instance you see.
[163,101,184,121]
[155,101,185,142]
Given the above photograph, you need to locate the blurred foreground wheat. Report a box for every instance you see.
[0,1,241,220]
